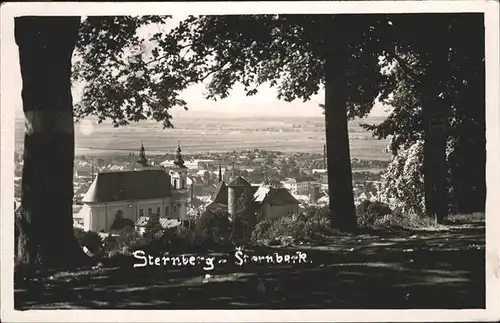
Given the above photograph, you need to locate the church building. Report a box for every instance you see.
[77,142,192,232]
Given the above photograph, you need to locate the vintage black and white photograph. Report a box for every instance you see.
[1,1,499,322]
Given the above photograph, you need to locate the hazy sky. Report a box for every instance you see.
[6,16,390,119]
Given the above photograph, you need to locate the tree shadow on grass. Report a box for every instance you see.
[15,222,485,310]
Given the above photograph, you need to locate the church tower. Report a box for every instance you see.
[169,141,188,190]
[137,141,149,167]
[168,141,190,225]
[132,141,152,171]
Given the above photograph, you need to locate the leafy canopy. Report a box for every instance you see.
[73,15,397,128]
[361,14,485,155]
[361,14,485,213]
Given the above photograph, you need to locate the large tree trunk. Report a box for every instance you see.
[421,24,452,224]
[323,17,357,232]
[422,101,448,224]
[15,16,87,270]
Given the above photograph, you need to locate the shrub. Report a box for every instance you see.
[250,206,335,244]
[251,219,273,242]
[73,227,85,241]
[176,225,194,242]
[372,212,440,230]
[74,229,103,254]
[190,210,232,247]
[446,212,485,223]
[305,206,333,236]
[356,200,393,228]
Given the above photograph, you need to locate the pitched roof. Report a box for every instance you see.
[82,170,171,203]
[253,187,300,206]
[205,201,229,216]
[253,186,270,204]
[210,181,228,204]
[228,176,251,187]
[269,188,301,205]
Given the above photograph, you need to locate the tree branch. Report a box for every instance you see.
[144,43,194,66]
[383,46,421,84]
[190,60,232,83]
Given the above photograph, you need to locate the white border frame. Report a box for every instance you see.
[1,1,499,322]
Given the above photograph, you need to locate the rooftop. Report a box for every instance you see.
[254,187,300,206]
[211,181,228,205]
[82,170,171,203]
[228,176,251,187]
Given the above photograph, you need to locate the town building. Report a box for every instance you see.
[281,178,318,195]
[309,185,322,204]
[281,178,297,193]
[77,142,191,232]
[160,158,215,170]
[205,171,300,223]
[296,180,316,195]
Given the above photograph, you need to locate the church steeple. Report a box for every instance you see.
[138,141,149,167]
[218,162,222,182]
[174,141,186,168]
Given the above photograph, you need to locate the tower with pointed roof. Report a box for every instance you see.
[168,141,190,224]
[169,141,188,190]
[218,162,222,182]
[137,141,149,167]
[173,141,186,169]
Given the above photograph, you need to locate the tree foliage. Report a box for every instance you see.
[73,15,394,126]
[361,14,485,214]
[65,14,485,227]
[167,15,390,116]
[73,16,187,128]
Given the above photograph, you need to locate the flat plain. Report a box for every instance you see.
[15,115,390,160]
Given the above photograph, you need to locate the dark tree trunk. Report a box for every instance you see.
[421,22,453,224]
[15,16,87,269]
[422,104,448,224]
[323,17,357,232]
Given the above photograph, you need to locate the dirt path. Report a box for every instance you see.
[15,221,485,309]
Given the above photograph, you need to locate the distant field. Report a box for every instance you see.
[15,116,391,160]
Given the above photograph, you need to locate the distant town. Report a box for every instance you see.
[14,143,388,233]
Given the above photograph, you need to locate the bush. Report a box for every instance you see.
[306,206,333,236]
[74,228,103,254]
[372,212,440,230]
[250,206,335,244]
[251,220,273,242]
[176,225,194,242]
[356,200,393,228]
[190,210,232,246]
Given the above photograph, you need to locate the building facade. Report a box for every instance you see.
[77,142,191,232]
